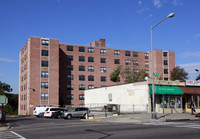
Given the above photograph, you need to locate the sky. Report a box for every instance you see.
[0,0,200,94]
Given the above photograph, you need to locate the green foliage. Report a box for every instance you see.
[126,69,148,83]
[170,65,189,81]
[0,81,13,95]
[110,66,121,82]
[0,81,18,115]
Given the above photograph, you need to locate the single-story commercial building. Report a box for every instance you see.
[85,80,200,114]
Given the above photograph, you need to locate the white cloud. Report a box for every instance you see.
[194,34,200,39]
[136,7,149,14]
[0,58,15,63]
[153,0,162,8]
[182,52,200,58]
[179,63,200,80]
[172,0,182,6]
[138,0,142,6]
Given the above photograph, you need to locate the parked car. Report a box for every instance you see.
[62,107,90,119]
[44,107,65,118]
[52,109,67,118]
[195,113,200,117]
[33,106,53,118]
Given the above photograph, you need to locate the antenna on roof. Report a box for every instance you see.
[195,69,200,80]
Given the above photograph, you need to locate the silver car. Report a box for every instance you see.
[62,107,89,119]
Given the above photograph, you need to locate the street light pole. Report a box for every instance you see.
[151,13,175,119]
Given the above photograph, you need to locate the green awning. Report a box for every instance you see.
[149,85,184,95]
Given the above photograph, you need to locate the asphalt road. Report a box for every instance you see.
[1,117,200,139]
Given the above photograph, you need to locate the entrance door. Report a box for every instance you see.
[182,97,186,113]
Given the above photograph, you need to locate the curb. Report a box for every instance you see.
[0,123,11,131]
[165,118,198,122]
[80,119,102,122]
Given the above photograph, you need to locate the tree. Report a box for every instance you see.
[110,66,148,83]
[170,65,188,81]
[110,66,121,82]
[126,69,148,83]
[0,81,13,95]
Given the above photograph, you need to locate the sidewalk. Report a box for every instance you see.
[89,113,200,123]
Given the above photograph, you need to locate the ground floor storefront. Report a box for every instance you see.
[149,85,184,114]
[179,86,200,114]
[150,85,200,114]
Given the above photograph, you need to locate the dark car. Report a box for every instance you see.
[52,109,67,118]
[195,113,200,117]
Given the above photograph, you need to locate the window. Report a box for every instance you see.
[41,94,48,100]
[79,84,85,90]
[79,65,85,71]
[164,78,168,81]
[163,52,168,57]
[114,50,120,55]
[41,39,49,46]
[145,62,149,68]
[100,67,107,73]
[133,60,139,66]
[145,53,149,59]
[41,71,48,78]
[79,94,84,100]
[88,66,94,72]
[67,65,73,71]
[108,93,112,102]
[145,70,149,75]
[164,60,168,65]
[67,55,73,61]
[125,68,131,74]
[67,75,73,81]
[41,50,49,56]
[67,84,73,90]
[41,82,48,89]
[79,75,85,81]
[79,47,85,52]
[88,75,94,81]
[88,48,94,53]
[100,58,106,63]
[164,69,168,74]
[88,85,94,89]
[125,51,131,56]
[101,76,106,82]
[88,57,94,62]
[114,59,120,64]
[134,70,138,74]
[133,52,138,57]
[67,94,73,100]
[117,77,120,82]
[100,49,106,55]
[79,56,85,62]
[125,60,131,65]
[67,46,73,51]
[41,61,48,67]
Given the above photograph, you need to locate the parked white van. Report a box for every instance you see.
[33,106,55,117]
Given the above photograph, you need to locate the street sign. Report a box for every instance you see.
[0,96,8,105]
[153,73,159,77]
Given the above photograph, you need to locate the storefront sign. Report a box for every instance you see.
[149,85,184,95]
[186,80,200,86]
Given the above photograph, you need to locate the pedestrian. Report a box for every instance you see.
[191,101,195,115]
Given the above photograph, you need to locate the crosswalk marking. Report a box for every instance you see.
[0,131,26,139]
[136,121,200,129]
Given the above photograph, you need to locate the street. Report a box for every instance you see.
[0,117,200,139]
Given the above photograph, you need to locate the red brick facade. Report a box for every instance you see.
[19,37,175,115]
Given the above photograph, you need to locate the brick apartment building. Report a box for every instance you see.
[19,36,175,115]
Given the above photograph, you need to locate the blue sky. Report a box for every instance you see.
[0,0,200,94]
